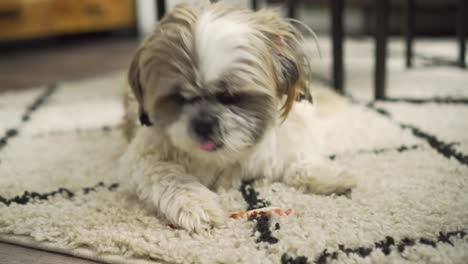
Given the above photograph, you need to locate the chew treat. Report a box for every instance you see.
[229,207,294,220]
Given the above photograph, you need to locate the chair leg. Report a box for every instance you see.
[374,0,390,100]
[331,0,345,94]
[457,0,466,68]
[251,0,258,11]
[287,0,297,19]
[156,0,166,20]
[404,0,415,68]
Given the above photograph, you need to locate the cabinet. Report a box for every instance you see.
[0,0,135,41]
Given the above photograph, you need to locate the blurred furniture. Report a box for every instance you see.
[404,0,467,68]
[157,0,167,20]
[252,0,388,99]
[374,0,389,100]
[0,0,135,41]
[280,0,466,100]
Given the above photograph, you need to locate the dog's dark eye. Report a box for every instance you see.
[217,92,241,105]
[171,94,200,104]
[172,94,187,104]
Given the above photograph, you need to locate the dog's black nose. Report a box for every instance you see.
[192,115,218,139]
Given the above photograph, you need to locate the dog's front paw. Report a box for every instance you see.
[163,185,226,232]
[285,164,357,195]
[177,199,225,232]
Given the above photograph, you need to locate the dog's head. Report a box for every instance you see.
[128,3,312,162]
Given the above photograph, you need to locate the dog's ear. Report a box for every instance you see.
[274,45,301,119]
[278,57,312,119]
[128,49,153,126]
[264,16,312,118]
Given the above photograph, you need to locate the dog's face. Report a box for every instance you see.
[129,3,311,163]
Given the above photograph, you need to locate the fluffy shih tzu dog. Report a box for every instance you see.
[119,2,355,231]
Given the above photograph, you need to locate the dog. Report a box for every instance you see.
[119,2,356,232]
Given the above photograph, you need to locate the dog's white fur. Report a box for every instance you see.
[119,3,355,232]
[196,9,254,83]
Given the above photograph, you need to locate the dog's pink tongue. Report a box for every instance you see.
[200,141,216,152]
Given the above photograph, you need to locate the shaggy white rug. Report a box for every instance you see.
[1,39,468,264]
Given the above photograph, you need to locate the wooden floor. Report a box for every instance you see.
[0,34,139,263]
[0,34,138,92]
